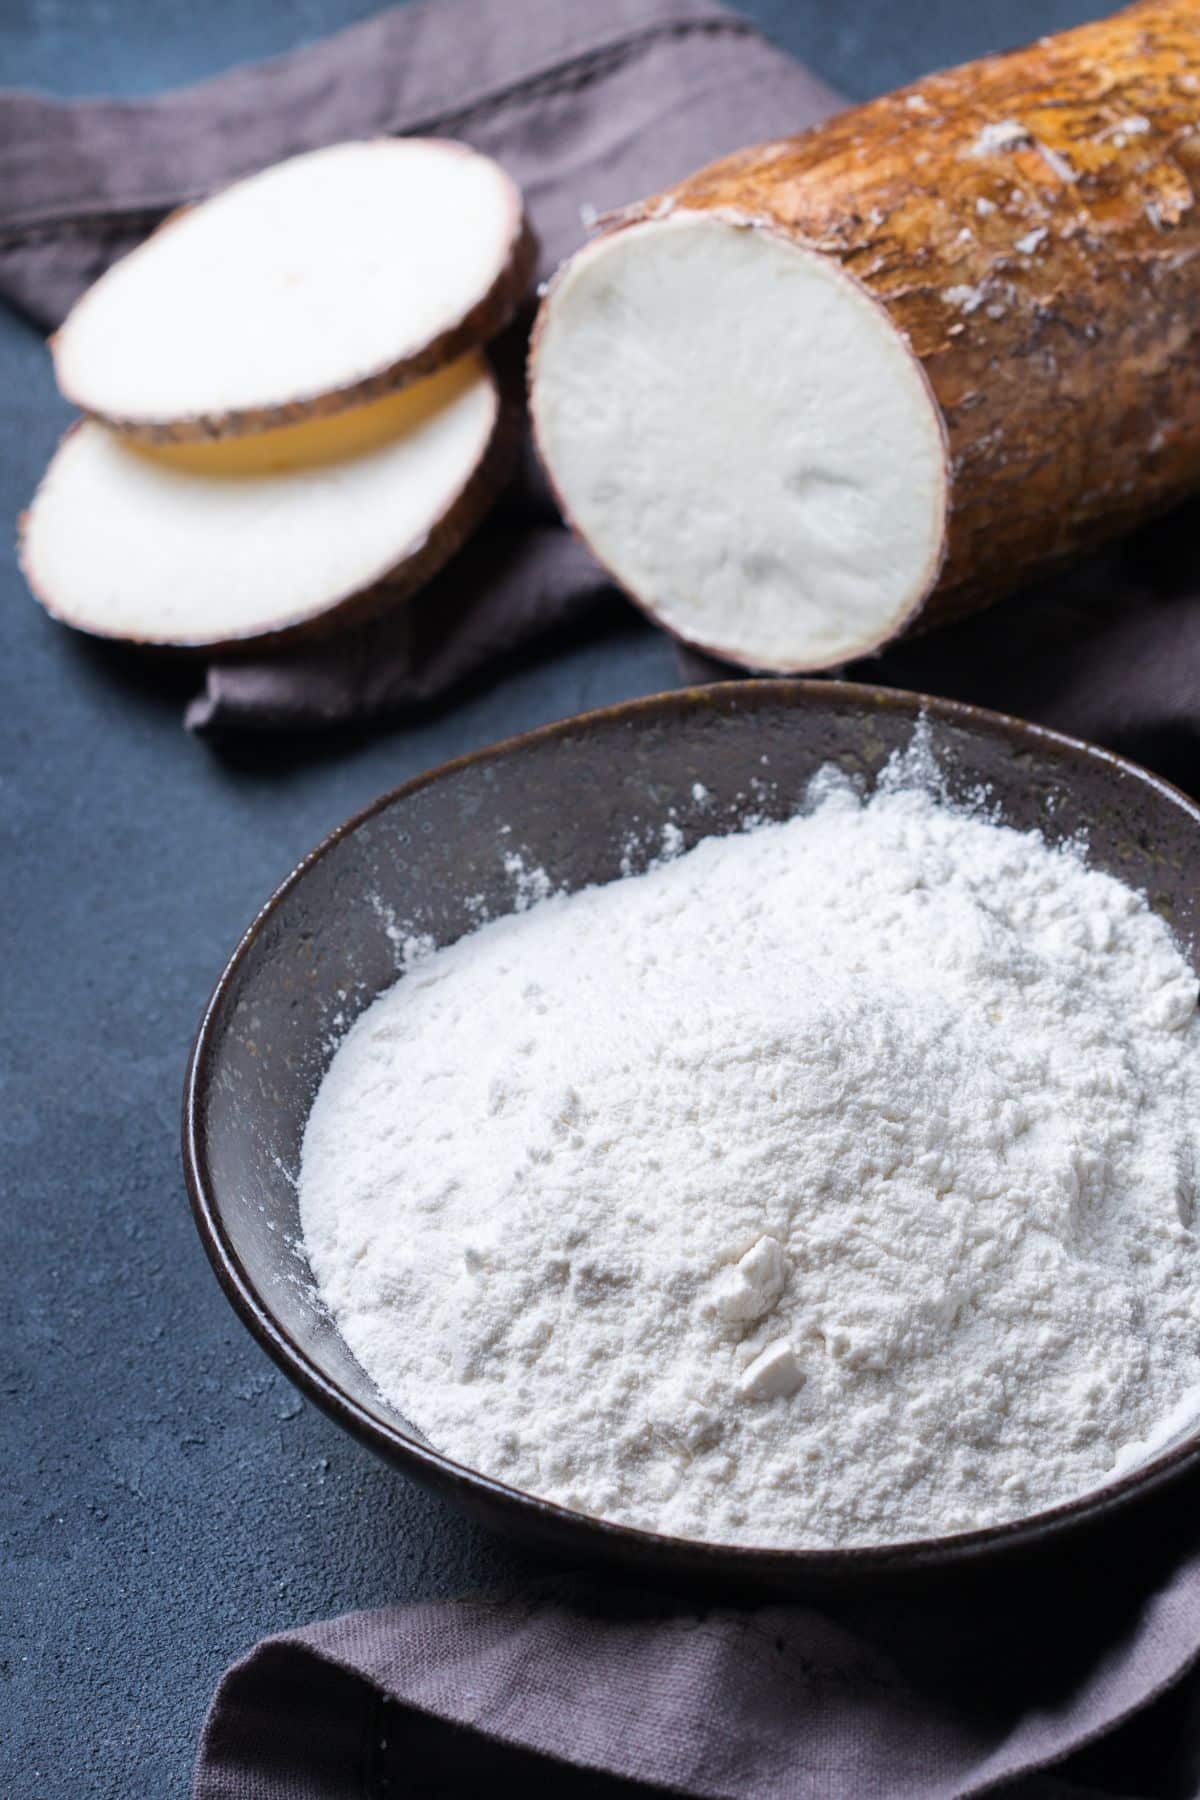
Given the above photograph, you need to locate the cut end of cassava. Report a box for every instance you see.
[52,139,532,441]
[21,353,508,651]
[530,213,949,671]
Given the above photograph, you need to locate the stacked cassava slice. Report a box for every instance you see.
[21,139,533,650]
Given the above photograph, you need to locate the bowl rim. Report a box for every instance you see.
[183,677,1200,1576]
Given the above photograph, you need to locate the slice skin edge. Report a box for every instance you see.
[52,140,536,445]
[20,365,515,655]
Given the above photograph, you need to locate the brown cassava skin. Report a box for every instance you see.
[53,142,536,446]
[19,398,519,656]
[545,0,1200,659]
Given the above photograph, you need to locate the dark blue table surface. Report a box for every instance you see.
[0,2,1103,1792]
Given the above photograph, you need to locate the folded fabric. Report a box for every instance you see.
[195,1504,1200,1800]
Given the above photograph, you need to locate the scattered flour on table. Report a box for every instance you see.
[299,744,1200,1548]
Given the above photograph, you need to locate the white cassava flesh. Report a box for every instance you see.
[530,214,949,671]
[53,140,530,439]
[21,353,505,650]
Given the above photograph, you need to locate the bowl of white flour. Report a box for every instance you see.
[185,681,1200,1579]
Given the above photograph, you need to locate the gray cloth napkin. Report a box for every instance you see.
[194,1521,1200,1799]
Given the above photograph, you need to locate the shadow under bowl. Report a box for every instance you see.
[183,679,1200,1588]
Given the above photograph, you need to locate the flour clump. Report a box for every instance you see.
[299,748,1200,1548]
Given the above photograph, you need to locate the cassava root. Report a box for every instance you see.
[530,0,1200,671]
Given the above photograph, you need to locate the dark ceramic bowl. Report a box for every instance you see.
[184,680,1200,1586]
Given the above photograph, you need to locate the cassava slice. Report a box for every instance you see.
[529,0,1200,672]
[21,353,509,651]
[53,139,532,442]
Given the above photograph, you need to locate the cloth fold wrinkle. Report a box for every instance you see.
[6,4,1200,1795]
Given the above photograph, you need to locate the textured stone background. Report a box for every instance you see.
[0,2,1102,1793]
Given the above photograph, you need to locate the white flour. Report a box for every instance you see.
[299,746,1200,1548]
